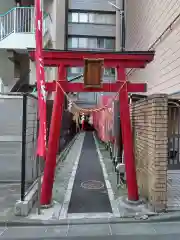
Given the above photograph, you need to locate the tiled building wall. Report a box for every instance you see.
[126,0,180,95]
[131,94,168,211]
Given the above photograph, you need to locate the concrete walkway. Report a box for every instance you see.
[0,222,180,239]
[0,183,21,221]
[68,132,112,214]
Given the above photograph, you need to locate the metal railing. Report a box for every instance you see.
[0,7,49,41]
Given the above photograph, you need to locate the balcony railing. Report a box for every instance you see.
[0,7,49,41]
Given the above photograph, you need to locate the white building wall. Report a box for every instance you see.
[0,78,4,93]
[0,1,18,90]
[0,50,14,90]
[0,0,15,14]
[44,0,66,49]
[44,0,54,45]
[0,33,35,49]
[29,61,36,85]
[126,0,180,94]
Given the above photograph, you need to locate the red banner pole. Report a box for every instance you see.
[35,0,47,159]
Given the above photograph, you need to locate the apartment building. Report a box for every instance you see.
[0,0,51,93]
[126,0,180,96]
[0,0,123,106]
[43,0,120,106]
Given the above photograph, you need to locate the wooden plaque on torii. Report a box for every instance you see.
[83,58,104,88]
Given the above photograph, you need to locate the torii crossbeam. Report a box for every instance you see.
[28,49,154,205]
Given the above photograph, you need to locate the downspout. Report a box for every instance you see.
[64,0,69,110]
[115,0,126,168]
[121,0,125,51]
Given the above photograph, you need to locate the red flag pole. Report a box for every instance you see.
[35,0,47,159]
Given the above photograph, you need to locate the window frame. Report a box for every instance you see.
[79,12,89,23]
[68,11,116,25]
[68,37,115,50]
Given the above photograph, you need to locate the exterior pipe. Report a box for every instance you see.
[114,0,126,171]
[121,0,125,51]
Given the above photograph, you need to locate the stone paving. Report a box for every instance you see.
[0,183,21,222]
[0,222,180,239]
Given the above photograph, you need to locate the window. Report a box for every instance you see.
[68,37,78,48]
[105,39,115,49]
[97,38,105,48]
[96,38,115,49]
[68,12,115,25]
[78,38,88,48]
[106,14,116,24]
[88,13,95,23]
[69,12,78,22]
[91,13,115,24]
[79,13,88,23]
[68,37,115,50]
[104,68,115,77]
[88,38,97,49]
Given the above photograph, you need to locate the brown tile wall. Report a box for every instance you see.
[131,94,168,211]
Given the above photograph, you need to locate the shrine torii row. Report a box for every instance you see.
[28,49,154,205]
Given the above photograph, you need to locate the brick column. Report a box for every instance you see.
[131,94,168,211]
[148,94,168,211]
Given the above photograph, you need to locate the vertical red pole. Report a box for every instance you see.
[40,65,65,205]
[117,66,139,201]
[35,0,47,158]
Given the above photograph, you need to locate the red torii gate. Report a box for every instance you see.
[28,49,154,205]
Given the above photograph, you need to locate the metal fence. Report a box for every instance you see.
[21,97,78,200]
[59,111,77,153]
[168,102,180,170]
[167,100,180,209]
[21,94,41,201]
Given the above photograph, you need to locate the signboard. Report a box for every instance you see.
[83,58,104,88]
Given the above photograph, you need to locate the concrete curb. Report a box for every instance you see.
[1,213,180,227]
[13,134,78,217]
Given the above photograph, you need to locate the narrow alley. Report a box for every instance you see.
[1,0,180,239]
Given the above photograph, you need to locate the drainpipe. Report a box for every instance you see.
[114,0,126,168]
[121,0,125,51]
[64,0,69,110]
[115,0,121,51]
[114,0,125,51]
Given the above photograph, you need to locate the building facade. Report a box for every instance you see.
[44,0,120,106]
[126,0,180,96]
[0,0,51,92]
[0,0,123,106]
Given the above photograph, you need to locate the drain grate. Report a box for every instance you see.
[81,180,104,190]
